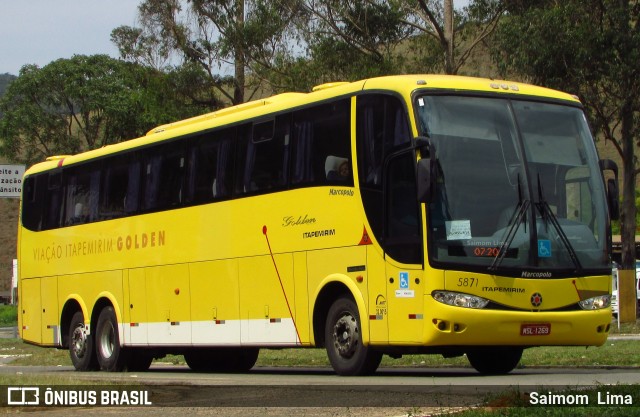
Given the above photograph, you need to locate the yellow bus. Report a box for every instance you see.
[18,75,618,375]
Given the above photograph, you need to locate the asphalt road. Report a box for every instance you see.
[2,364,640,416]
[4,362,639,386]
[2,327,639,416]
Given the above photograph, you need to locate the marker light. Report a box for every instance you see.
[432,291,490,309]
[578,294,611,310]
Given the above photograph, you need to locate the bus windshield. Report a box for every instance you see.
[416,95,609,277]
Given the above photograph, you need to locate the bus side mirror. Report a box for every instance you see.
[599,159,619,221]
[415,137,435,203]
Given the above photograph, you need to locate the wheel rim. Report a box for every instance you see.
[71,324,87,359]
[332,312,359,359]
[98,321,115,360]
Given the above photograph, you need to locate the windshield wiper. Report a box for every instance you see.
[490,173,528,272]
[489,200,529,272]
[536,174,583,272]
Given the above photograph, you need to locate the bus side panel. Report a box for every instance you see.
[126,268,147,345]
[190,260,241,345]
[145,264,191,345]
[57,271,124,331]
[293,251,311,345]
[20,278,42,344]
[239,254,297,345]
[307,246,369,335]
[41,276,60,345]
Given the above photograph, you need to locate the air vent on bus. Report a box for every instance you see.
[312,82,349,92]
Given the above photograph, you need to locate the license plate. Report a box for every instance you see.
[520,323,551,336]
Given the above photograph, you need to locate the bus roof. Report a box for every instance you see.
[24,74,580,176]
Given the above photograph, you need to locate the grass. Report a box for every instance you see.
[0,304,17,326]
[610,318,640,334]
[3,337,640,369]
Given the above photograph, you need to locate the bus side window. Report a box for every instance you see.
[357,94,411,188]
[142,142,186,211]
[188,129,234,203]
[63,165,100,226]
[22,174,46,231]
[291,99,352,186]
[236,115,290,194]
[101,154,140,219]
[42,172,64,230]
[357,94,412,239]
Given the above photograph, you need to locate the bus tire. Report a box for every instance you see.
[68,311,98,371]
[467,347,523,375]
[127,350,153,372]
[235,348,259,372]
[185,348,259,372]
[325,297,382,376]
[95,306,128,372]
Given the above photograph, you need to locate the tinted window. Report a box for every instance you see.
[21,175,46,231]
[187,128,234,203]
[63,164,100,226]
[100,154,140,219]
[357,94,411,240]
[236,115,291,194]
[42,172,63,230]
[142,141,186,211]
[291,99,352,186]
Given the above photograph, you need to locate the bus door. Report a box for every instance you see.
[384,151,425,343]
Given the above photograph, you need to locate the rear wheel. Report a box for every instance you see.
[95,306,129,371]
[68,311,98,371]
[325,297,382,376]
[467,347,523,375]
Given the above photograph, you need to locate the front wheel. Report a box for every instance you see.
[127,350,153,372]
[325,297,382,376]
[68,311,98,371]
[95,306,128,371]
[467,347,523,375]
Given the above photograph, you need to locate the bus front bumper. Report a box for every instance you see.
[423,299,611,347]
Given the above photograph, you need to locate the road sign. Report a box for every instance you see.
[0,165,25,198]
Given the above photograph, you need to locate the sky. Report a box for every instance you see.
[0,0,474,77]
[0,0,141,75]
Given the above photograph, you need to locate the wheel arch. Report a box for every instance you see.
[312,275,369,348]
[91,294,122,347]
[60,296,87,349]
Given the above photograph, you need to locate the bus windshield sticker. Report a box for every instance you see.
[445,220,471,240]
[538,240,552,258]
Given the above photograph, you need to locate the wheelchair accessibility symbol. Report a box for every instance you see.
[538,240,551,258]
[399,272,409,289]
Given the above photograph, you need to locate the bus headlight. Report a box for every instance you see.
[432,291,490,309]
[578,294,611,310]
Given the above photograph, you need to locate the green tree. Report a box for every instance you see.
[0,55,204,165]
[491,1,639,320]
[288,0,505,82]
[112,0,300,106]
